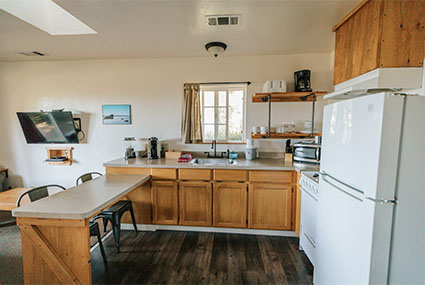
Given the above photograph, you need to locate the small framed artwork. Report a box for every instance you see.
[102,104,131,125]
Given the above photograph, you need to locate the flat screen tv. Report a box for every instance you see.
[17,111,79,144]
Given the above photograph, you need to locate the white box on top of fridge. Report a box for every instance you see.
[314,92,425,285]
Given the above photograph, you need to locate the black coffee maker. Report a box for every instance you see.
[148,137,159,160]
[294,70,312,92]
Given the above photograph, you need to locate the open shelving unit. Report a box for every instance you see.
[44,147,73,165]
[251,132,322,139]
[251,91,327,139]
[252,91,327,103]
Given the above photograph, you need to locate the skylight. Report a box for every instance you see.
[0,0,97,35]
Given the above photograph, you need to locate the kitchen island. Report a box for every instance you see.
[12,174,151,284]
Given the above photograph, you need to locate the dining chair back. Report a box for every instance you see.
[76,172,103,185]
[16,184,66,207]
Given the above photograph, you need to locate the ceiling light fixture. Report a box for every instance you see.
[0,0,97,35]
[205,42,227,58]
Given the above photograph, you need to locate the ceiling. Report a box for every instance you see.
[0,0,358,62]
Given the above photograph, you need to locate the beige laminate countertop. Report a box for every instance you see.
[104,157,320,173]
[12,174,151,220]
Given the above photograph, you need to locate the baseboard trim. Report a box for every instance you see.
[120,223,297,237]
[90,230,113,252]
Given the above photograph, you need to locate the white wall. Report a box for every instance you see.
[0,53,333,187]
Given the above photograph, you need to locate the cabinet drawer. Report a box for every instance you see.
[179,169,211,180]
[151,168,177,180]
[106,167,151,175]
[214,170,247,182]
[249,170,293,183]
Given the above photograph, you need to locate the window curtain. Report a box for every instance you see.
[181,83,203,143]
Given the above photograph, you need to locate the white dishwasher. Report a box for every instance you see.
[299,171,319,266]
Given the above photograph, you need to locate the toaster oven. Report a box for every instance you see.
[293,143,321,164]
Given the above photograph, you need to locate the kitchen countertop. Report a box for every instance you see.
[104,157,320,173]
[12,174,151,220]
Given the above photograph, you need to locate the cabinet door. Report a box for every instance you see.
[213,182,247,228]
[152,180,178,225]
[179,181,212,226]
[295,172,302,236]
[248,183,293,230]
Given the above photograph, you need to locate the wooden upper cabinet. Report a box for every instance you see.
[152,180,178,225]
[333,0,425,85]
[179,181,212,226]
[213,182,247,228]
[248,183,293,230]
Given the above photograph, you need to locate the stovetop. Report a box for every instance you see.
[302,171,319,184]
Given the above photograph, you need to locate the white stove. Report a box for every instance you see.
[299,171,319,266]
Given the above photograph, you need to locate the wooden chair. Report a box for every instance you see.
[76,172,138,253]
[17,184,108,264]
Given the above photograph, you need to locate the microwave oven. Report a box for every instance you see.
[293,143,321,164]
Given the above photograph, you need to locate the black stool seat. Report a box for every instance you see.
[95,200,137,253]
[101,200,131,214]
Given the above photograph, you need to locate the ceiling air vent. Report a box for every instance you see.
[19,51,48,57]
[206,14,241,26]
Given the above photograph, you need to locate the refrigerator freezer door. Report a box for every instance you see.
[388,96,425,284]
[321,92,404,199]
[315,175,394,285]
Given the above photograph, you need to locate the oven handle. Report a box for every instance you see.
[302,230,316,248]
[316,147,320,160]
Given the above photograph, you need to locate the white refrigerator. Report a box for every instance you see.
[314,92,425,285]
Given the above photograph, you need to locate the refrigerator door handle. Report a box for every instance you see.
[321,174,363,202]
[365,197,397,204]
[320,171,364,194]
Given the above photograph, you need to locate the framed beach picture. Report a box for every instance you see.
[102,104,131,125]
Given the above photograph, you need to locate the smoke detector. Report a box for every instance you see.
[205,42,227,58]
[206,14,241,26]
[19,51,48,57]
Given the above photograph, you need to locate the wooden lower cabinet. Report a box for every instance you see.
[179,181,212,226]
[152,180,178,225]
[295,172,302,236]
[248,183,293,230]
[213,182,247,228]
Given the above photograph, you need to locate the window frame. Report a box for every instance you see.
[200,84,247,144]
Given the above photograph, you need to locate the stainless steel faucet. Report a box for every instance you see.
[212,140,217,157]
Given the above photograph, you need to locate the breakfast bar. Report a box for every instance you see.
[12,174,151,284]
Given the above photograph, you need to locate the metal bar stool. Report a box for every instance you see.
[76,172,138,253]
[17,184,108,264]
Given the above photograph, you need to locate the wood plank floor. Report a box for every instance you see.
[91,230,313,284]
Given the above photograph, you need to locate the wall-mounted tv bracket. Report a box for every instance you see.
[261,94,272,138]
[73,118,82,133]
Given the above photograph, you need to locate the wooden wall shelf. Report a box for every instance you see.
[251,132,321,139]
[45,147,73,165]
[252,91,327,103]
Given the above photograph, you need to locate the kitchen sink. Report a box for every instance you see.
[189,158,237,166]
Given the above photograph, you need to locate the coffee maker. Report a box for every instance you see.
[148,137,159,160]
[124,137,136,160]
[294,70,312,92]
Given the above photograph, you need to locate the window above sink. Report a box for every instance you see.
[200,84,246,143]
